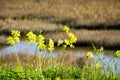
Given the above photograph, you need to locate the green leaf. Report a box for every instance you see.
[14,66,23,72]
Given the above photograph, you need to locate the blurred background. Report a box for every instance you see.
[0,0,120,49]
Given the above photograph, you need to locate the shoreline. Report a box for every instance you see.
[0,29,120,50]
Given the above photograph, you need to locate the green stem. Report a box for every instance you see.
[61,50,67,66]
[13,45,21,66]
[113,56,118,76]
[43,49,47,68]
[40,50,42,68]
[50,51,53,67]
[26,44,30,64]
[57,48,63,64]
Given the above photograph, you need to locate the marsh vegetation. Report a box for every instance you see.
[0,26,120,79]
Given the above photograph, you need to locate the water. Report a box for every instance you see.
[0,41,120,74]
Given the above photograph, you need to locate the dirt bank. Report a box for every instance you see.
[0,29,120,49]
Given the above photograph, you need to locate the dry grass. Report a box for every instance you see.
[0,0,120,26]
[0,53,35,68]
[0,19,62,32]
[0,53,93,68]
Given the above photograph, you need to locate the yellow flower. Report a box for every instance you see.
[86,51,93,58]
[64,39,69,45]
[115,50,120,57]
[38,42,46,50]
[26,31,37,44]
[98,46,104,52]
[95,63,100,69]
[37,34,46,50]
[70,44,74,48]
[62,25,69,33]
[57,39,63,46]
[7,30,21,46]
[7,36,15,46]
[55,77,60,80]
[48,39,54,52]
[38,35,45,41]
[14,37,20,43]
[37,35,45,45]
[68,32,77,43]
[11,30,20,37]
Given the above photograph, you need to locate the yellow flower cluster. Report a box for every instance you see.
[64,39,69,45]
[7,30,20,46]
[62,25,69,33]
[57,39,63,46]
[58,26,77,49]
[86,51,93,58]
[37,35,46,50]
[7,36,15,46]
[68,32,77,44]
[26,31,37,44]
[97,46,104,52]
[99,47,104,52]
[11,30,20,37]
[115,50,120,57]
[48,39,54,52]
[26,31,55,52]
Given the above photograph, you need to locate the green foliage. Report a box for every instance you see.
[1,66,119,80]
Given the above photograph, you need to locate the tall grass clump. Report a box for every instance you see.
[0,26,120,79]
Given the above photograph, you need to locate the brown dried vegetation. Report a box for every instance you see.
[0,0,119,26]
[0,53,93,68]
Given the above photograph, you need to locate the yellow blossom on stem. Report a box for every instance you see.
[38,35,45,41]
[7,36,15,46]
[26,31,37,44]
[57,39,63,46]
[48,39,54,52]
[38,42,46,50]
[87,51,93,58]
[13,37,20,43]
[11,30,20,37]
[64,39,69,45]
[7,30,21,46]
[37,34,46,50]
[98,46,104,52]
[99,46,104,52]
[70,44,74,48]
[115,50,120,57]
[62,25,69,33]
[68,32,77,43]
